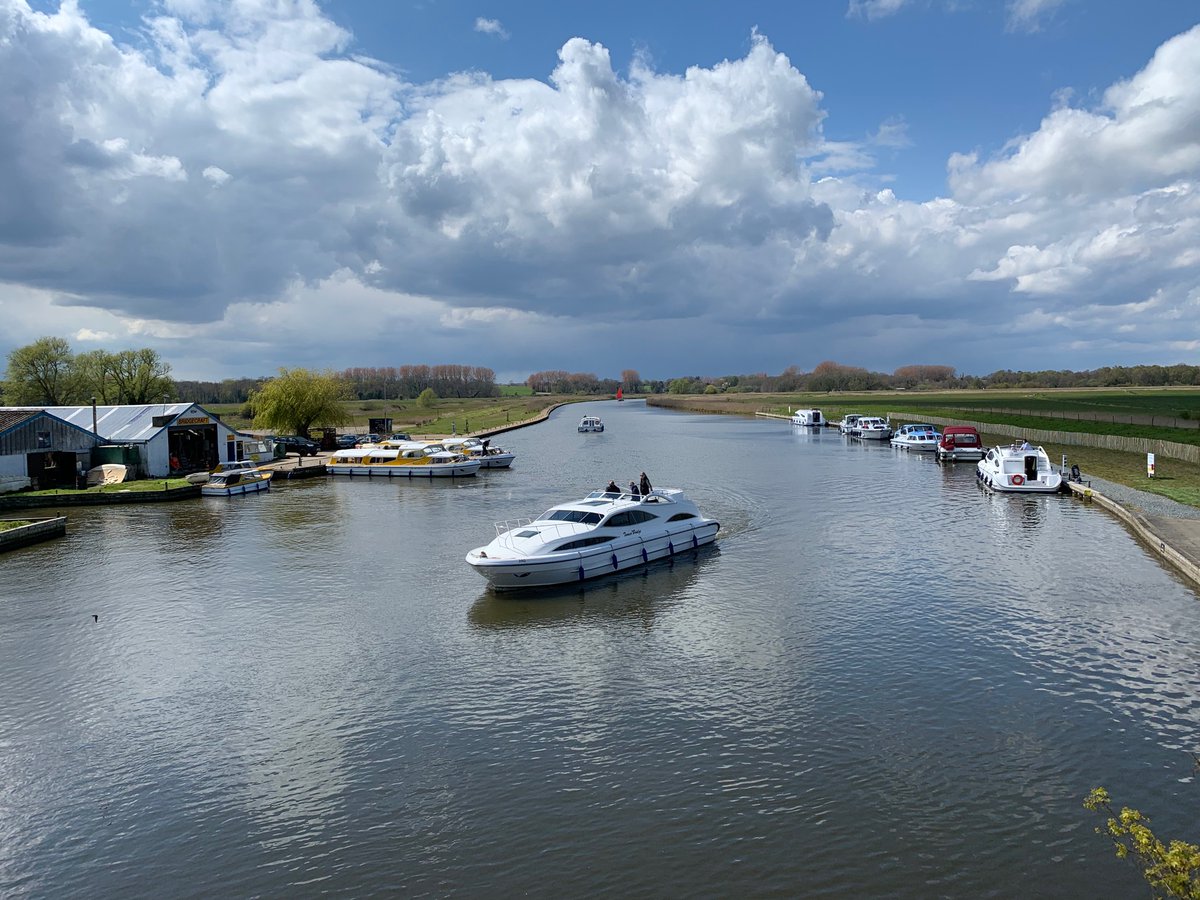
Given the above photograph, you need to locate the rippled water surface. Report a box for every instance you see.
[3,401,1199,897]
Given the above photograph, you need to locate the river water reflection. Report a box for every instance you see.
[3,401,1199,897]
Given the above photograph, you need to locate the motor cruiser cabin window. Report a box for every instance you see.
[516,530,540,538]
[667,512,697,522]
[543,509,603,524]
[555,535,614,551]
[604,510,658,526]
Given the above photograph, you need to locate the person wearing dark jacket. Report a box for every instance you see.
[605,480,620,493]
[639,472,652,496]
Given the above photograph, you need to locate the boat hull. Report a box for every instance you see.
[467,521,720,590]
[327,461,481,477]
[477,454,515,468]
[892,440,938,451]
[976,466,1063,493]
[201,478,271,497]
[938,448,985,462]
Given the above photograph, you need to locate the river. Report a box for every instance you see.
[2,400,1198,897]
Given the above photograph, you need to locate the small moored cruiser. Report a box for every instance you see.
[855,416,892,440]
[891,423,941,452]
[838,414,863,435]
[938,426,984,462]
[977,443,1063,493]
[466,488,720,590]
[201,460,271,497]
[790,408,824,427]
[443,437,516,468]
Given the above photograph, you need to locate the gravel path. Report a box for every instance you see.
[1075,472,1200,520]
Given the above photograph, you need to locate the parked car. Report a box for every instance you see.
[356,433,382,446]
[387,433,413,442]
[272,435,320,457]
[336,434,361,448]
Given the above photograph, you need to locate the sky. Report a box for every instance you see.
[1,0,1198,383]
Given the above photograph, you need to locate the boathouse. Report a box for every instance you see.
[0,409,101,491]
[0,403,252,479]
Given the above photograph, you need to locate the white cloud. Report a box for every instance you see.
[474,17,509,40]
[0,3,1196,380]
[1006,0,1068,33]
[846,0,911,22]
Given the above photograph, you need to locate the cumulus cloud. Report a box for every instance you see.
[474,17,508,39]
[0,1,1196,379]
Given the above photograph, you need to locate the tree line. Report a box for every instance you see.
[341,365,499,399]
[658,362,1200,394]
[2,337,175,406]
[7,336,1200,409]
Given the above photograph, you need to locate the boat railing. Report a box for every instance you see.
[494,517,534,536]
[491,519,590,543]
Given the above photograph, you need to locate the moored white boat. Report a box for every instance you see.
[837,414,863,435]
[977,443,1063,493]
[790,408,825,427]
[856,416,892,440]
[327,442,481,477]
[578,416,605,433]
[201,460,271,497]
[891,423,941,451]
[443,437,516,468]
[466,487,720,590]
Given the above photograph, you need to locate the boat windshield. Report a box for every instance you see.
[540,509,604,525]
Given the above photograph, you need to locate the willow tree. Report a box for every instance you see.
[249,368,349,438]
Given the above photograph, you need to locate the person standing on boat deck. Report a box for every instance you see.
[1020,438,1033,450]
[605,480,620,494]
[639,472,652,496]
[629,480,640,498]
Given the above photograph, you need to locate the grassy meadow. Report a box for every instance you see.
[208,392,588,438]
[649,388,1200,508]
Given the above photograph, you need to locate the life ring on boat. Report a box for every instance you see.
[1011,474,1025,486]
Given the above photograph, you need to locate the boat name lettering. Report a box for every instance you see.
[623,528,641,536]
[176,417,210,425]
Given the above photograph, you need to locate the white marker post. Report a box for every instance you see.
[1147,452,1156,478]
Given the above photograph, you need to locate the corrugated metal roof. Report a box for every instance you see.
[1,403,199,442]
[0,409,41,436]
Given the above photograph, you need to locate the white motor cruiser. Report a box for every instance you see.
[891,423,941,451]
[466,487,720,590]
[977,443,1064,493]
[578,416,605,433]
[201,460,272,497]
[856,416,892,440]
[838,414,863,435]
[790,409,824,427]
[443,437,516,468]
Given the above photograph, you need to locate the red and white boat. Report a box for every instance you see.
[938,426,984,462]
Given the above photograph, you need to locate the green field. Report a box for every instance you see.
[650,388,1200,508]
[208,393,586,437]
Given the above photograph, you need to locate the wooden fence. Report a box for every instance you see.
[890,413,1200,463]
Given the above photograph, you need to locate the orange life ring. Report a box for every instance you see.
[1011,474,1025,485]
